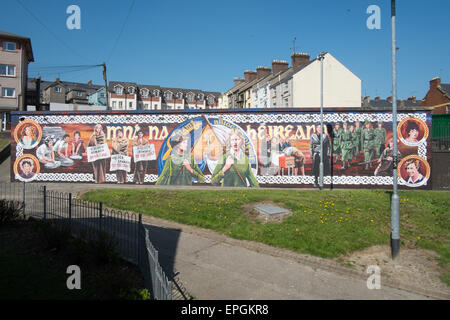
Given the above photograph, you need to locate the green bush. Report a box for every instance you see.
[38,221,72,251]
[0,200,23,226]
[88,231,120,265]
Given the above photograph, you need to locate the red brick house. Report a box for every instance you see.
[421,77,450,114]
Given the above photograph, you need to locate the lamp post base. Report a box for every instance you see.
[391,236,400,260]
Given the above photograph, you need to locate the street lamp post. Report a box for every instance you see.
[318,52,326,190]
[391,0,400,259]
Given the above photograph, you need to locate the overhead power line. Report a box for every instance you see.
[107,0,136,63]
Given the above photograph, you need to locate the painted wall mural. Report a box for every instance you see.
[10,110,432,188]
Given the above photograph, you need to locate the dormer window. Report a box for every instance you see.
[128,86,135,94]
[140,89,149,98]
[187,93,194,102]
[207,96,214,105]
[115,86,123,95]
[76,91,83,97]
[153,89,160,97]
[164,91,173,100]
[198,93,203,100]
[176,92,183,100]
[54,87,62,93]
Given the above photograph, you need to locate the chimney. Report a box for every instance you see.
[374,96,380,101]
[430,77,441,89]
[291,52,310,68]
[387,96,392,103]
[408,96,417,102]
[244,70,257,82]
[234,77,245,87]
[88,80,92,85]
[56,77,60,82]
[256,66,271,79]
[272,60,289,75]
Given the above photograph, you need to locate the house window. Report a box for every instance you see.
[119,101,123,108]
[176,92,183,100]
[112,101,117,108]
[153,90,160,97]
[207,96,214,105]
[54,87,62,93]
[76,91,83,97]
[141,89,148,98]
[0,64,15,76]
[128,87,135,94]
[1,87,15,97]
[165,92,172,100]
[100,93,105,98]
[187,93,194,102]
[144,103,149,109]
[115,86,123,95]
[2,42,16,51]
[284,83,288,91]
[129,102,133,109]
[198,94,203,100]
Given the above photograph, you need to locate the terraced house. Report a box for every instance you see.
[108,81,221,111]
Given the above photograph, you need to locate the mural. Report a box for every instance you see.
[10,110,432,188]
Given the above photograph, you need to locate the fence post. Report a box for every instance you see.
[43,186,47,220]
[68,193,72,226]
[138,214,142,264]
[99,202,103,231]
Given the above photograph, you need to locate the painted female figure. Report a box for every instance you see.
[20,125,38,148]
[112,128,129,184]
[211,128,259,187]
[133,130,148,184]
[89,124,107,183]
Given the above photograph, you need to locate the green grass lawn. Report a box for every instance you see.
[82,188,450,285]
[0,138,9,150]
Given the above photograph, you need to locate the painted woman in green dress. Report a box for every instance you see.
[211,128,259,188]
[155,135,205,186]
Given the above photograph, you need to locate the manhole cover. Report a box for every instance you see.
[254,204,290,216]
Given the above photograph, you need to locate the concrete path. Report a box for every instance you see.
[0,156,441,300]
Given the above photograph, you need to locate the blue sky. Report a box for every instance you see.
[3,0,449,99]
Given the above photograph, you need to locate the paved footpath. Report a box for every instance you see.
[1,158,445,300]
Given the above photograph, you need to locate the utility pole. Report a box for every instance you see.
[102,62,109,110]
[318,52,326,190]
[391,0,400,260]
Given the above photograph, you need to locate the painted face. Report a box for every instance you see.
[64,136,70,142]
[378,123,383,128]
[355,122,360,127]
[408,128,419,140]
[25,126,32,136]
[75,133,80,139]
[178,139,188,153]
[365,123,371,129]
[95,126,102,135]
[316,126,322,134]
[138,132,144,138]
[23,163,32,174]
[230,134,242,151]
[48,140,53,147]
[350,125,354,131]
[343,124,348,130]
[406,163,418,177]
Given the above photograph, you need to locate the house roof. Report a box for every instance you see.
[363,98,423,109]
[0,30,34,62]
[439,84,450,98]
[269,59,316,88]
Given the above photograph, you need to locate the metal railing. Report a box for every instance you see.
[0,182,173,300]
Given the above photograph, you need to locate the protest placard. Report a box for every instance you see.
[133,144,156,162]
[110,154,131,172]
[87,143,111,162]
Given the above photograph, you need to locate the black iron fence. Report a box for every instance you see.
[0,182,174,300]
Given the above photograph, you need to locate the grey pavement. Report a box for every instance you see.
[1,156,445,300]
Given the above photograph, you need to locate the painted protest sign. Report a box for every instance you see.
[133,144,156,162]
[87,143,111,162]
[110,154,131,172]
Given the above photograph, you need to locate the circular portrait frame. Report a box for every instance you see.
[14,119,42,150]
[398,117,428,147]
[397,155,430,188]
[14,154,40,182]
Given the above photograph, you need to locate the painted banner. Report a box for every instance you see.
[87,143,111,162]
[133,144,156,162]
[110,154,131,172]
[10,109,432,188]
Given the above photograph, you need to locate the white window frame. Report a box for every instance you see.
[153,90,160,97]
[76,91,83,97]
[0,64,15,76]
[208,96,214,105]
[128,86,135,94]
[129,101,133,109]
[141,89,148,98]
[2,42,16,51]
[165,92,173,101]
[115,86,123,95]
[112,101,117,108]
[119,101,123,109]
[1,87,15,98]
[54,87,62,93]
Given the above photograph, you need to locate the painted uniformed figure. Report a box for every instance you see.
[332,123,343,162]
[309,124,331,188]
[361,120,376,170]
[353,121,363,154]
[374,138,402,176]
[374,121,386,157]
[211,128,259,187]
[156,135,205,186]
[340,122,354,169]
[349,124,358,157]
[111,128,129,184]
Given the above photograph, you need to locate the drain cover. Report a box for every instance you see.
[254,204,289,216]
